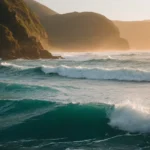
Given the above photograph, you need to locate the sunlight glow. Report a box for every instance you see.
[36,0,150,21]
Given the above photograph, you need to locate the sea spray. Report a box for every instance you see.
[109,101,150,133]
[0,100,150,142]
[1,52,150,149]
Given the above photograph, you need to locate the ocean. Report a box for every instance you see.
[0,51,150,150]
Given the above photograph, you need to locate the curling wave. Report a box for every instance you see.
[0,100,150,142]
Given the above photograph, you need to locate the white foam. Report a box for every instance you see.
[41,65,150,81]
[0,62,35,70]
[109,101,150,133]
[1,62,24,69]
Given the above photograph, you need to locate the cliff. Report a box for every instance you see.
[22,0,129,51]
[114,20,150,50]
[0,24,20,59]
[0,0,58,59]
[38,12,130,51]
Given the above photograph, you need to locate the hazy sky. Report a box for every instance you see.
[35,0,150,21]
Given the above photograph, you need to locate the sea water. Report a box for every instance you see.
[0,51,150,150]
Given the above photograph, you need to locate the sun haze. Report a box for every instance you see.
[35,0,150,21]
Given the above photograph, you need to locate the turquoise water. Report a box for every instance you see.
[1,51,150,150]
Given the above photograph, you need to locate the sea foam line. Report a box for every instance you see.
[41,65,150,81]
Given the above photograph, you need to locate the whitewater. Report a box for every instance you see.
[0,51,150,150]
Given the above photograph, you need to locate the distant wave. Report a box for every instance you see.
[0,62,41,75]
[63,55,149,64]
[41,65,150,82]
[56,51,150,61]
[82,57,144,64]
[0,62,26,69]
[0,99,150,142]
[1,62,150,81]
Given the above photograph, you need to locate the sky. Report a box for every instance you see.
[35,0,150,21]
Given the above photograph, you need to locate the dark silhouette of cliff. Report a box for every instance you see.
[0,0,59,59]
[39,12,130,51]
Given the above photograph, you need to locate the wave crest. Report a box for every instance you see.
[41,65,150,81]
[1,62,150,82]
[0,100,150,142]
[109,101,150,133]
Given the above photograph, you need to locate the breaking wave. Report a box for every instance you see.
[41,65,150,82]
[0,99,150,143]
[1,62,150,81]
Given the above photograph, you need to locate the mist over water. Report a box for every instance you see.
[1,51,150,150]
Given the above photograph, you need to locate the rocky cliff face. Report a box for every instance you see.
[0,0,58,60]
[39,12,130,51]
[0,24,20,59]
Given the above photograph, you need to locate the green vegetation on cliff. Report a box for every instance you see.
[0,0,55,59]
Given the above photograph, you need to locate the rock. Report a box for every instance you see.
[40,50,63,59]
[0,0,59,60]
[0,24,21,59]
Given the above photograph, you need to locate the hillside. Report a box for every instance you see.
[40,12,129,51]
[114,21,150,50]
[24,0,57,17]
[0,0,59,59]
